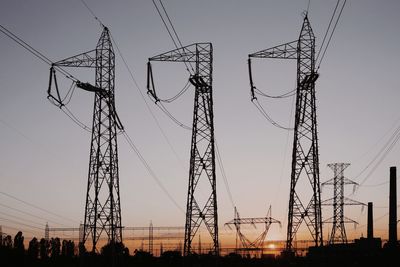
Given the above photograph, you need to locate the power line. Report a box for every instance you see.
[316,0,340,63]
[215,140,235,209]
[79,0,104,27]
[0,192,78,224]
[0,24,76,80]
[351,122,400,193]
[0,23,93,132]
[0,210,45,228]
[0,203,69,227]
[1,225,38,237]
[109,31,188,184]
[317,0,347,69]
[121,131,185,214]
[156,102,192,130]
[0,217,44,231]
[151,0,194,74]
[252,99,294,130]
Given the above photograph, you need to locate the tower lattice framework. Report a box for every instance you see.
[147,43,218,256]
[249,16,323,251]
[51,27,122,252]
[322,163,363,244]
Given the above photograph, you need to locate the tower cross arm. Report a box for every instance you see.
[343,198,366,206]
[149,43,212,63]
[249,40,298,59]
[53,49,97,68]
[225,217,281,226]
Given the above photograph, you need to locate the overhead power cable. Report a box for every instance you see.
[316,0,339,63]
[152,0,194,74]
[252,99,294,130]
[0,24,76,80]
[0,23,92,131]
[317,0,347,69]
[254,88,296,99]
[1,225,38,237]
[0,210,46,228]
[79,0,104,27]
[121,131,185,214]
[0,191,78,224]
[0,203,69,227]
[350,121,400,194]
[0,217,44,231]
[215,140,235,209]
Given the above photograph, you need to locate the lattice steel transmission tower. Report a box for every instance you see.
[248,15,322,252]
[48,27,123,253]
[225,207,281,257]
[147,43,219,256]
[322,163,364,244]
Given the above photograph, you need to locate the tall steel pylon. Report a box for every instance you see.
[147,43,219,256]
[49,27,123,253]
[322,163,363,244]
[248,15,323,252]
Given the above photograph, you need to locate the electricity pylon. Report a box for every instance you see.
[225,207,280,257]
[322,163,364,244]
[48,27,123,253]
[147,43,219,256]
[248,15,323,252]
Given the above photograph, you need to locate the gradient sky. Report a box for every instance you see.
[0,0,399,248]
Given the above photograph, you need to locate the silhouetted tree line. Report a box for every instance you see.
[1,231,78,267]
[1,231,399,267]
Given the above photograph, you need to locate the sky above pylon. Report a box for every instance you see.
[0,0,399,247]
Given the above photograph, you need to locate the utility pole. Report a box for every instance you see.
[322,163,364,244]
[147,43,219,256]
[322,163,365,244]
[249,15,323,253]
[48,26,123,254]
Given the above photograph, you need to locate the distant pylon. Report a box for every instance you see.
[224,206,281,257]
[45,222,49,241]
[149,221,154,255]
[322,163,364,244]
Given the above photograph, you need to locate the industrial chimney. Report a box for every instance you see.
[388,166,397,247]
[368,202,373,239]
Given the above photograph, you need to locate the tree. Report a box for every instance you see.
[62,240,75,258]
[50,237,61,258]
[13,231,24,254]
[3,235,12,248]
[39,238,50,259]
[28,237,39,259]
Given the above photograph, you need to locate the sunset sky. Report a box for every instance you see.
[0,0,399,251]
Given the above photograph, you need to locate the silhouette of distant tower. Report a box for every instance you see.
[147,43,218,256]
[49,27,123,253]
[249,15,323,252]
[322,163,364,244]
[45,223,49,241]
[149,221,154,255]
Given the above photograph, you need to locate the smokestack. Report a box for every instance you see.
[368,202,373,239]
[389,166,397,247]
